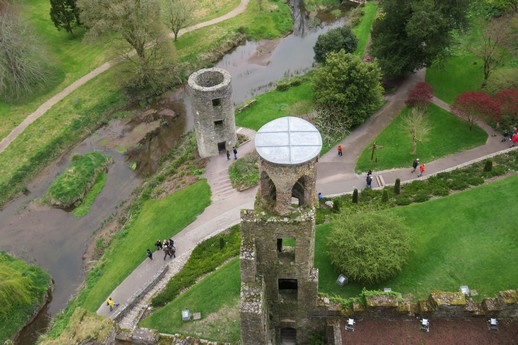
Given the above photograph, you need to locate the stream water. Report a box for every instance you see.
[0,1,350,343]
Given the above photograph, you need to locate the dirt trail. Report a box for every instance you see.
[0,0,250,154]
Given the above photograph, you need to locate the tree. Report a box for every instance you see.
[77,0,170,79]
[495,88,518,119]
[313,26,358,64]
[164,0,194,41]
[310,106,351,148]
[50,0,82,35]
[405,82,434,109]
[312,51,383,126]
[0,4,52,100]
[327,211,411,285]
[451,91,502,130]
[401,107,431,155]
[471,15,517,81]
[370,0,470,78]
[486,67,518,94]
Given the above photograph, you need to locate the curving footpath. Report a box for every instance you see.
[96,69,516,330]
[0,0,251,154]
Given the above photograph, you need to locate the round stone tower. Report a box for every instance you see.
[188,68,237,158]
[255,116,322,215]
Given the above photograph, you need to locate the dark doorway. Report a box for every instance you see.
[281,327,296,345]
[218,141,226,151]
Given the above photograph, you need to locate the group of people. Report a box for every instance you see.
[502,127,518,147]
[226,146,238,160]
[147,238,176,261]
[412,158,426,177]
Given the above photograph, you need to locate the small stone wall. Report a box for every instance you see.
[321,289,518,321]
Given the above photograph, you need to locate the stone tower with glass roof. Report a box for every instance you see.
[240,117,324,344]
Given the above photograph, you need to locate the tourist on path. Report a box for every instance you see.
[155,240,162,251]
[511,133,518,147]
[233,146,238,160]
[106,297,119,312]
[412,158,419,173]
[337,145,343,157]
[146,249,153,260]
[226,150,230,160]
[366,174,373,189]
[418,164,425,177]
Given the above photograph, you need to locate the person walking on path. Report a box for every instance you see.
[146,249,153,260]
[366,174,373,189]
[155,240,162,251]
[511,133,518,147]
[106,297,119,312]
[412,158,419,173]
[418,163,425,177]
[233,146,238,160]
[226,150,231,160]
[337,145,343,157]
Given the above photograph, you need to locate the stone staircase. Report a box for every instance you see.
[210,170,236,202]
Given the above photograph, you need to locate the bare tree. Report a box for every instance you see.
[0,4,51,100]
[401,108,431,155]
[471,14,518,81]
[164,0,194,41]
[310,106,351,148]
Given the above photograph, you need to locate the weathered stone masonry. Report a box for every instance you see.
[188,68,237,158]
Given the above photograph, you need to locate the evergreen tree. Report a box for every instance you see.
[50,0,82,35]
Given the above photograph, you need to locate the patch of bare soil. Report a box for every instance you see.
[248,39,281,66]
[341,319,518,345]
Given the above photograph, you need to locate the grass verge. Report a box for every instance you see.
[0,252,51,343]
[45,152,111,208]
[355,104,488,172]
[73,172,108,217]
[352,1,378,56]
[141,258,241,343]
[229,153,259,191]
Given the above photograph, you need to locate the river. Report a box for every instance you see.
[0,1,350,343]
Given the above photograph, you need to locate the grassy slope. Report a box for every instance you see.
[355,104,488,172]
[353,1,378,56]
[0,0,110,140]
[73,172,108,217]
[0,253,51,343]
[81,180,211,311]
[141,258,241,343]
[235,82,313,130]
[316,175,518,299]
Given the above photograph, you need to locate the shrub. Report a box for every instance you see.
[395,196,411,206]
[228,153,259,191]
[484,159,493,172]
[381,190,389,203]
[332,199,341,213]
[327,211,411,284]
[313,26,358,64]
[394,178,401,194]
[352,188,359,203]
[413,191,430,203]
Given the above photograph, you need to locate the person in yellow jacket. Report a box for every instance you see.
[106,297,119,312]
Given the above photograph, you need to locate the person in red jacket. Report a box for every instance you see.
[418,163,425,177]
[511,133,518,147]
[337,144,343,157]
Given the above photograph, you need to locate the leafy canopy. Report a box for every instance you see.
[312,51,383,126]
[451,91,502,130]
[327,211,411,285]
[370,0,470,78]
[50,0,82,35]
[313,25,358,64]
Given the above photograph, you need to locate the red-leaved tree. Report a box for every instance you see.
[451,91,501,130]
[406,82,434,109]
[495,89,518,120]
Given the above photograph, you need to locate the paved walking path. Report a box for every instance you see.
[97,69,516,327]
[0,0,251,154]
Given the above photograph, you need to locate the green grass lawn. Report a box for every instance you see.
[355,104,488,172]
[353,1,378,56]
[141,258,241,343]
[235,81,313,130]
[81,180,211,311]
[316,174,518,300]
[73,172,108,217]
[426,54,484,104]
[0,252,51,343]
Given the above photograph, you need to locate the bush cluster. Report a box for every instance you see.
[229,153,259,191]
